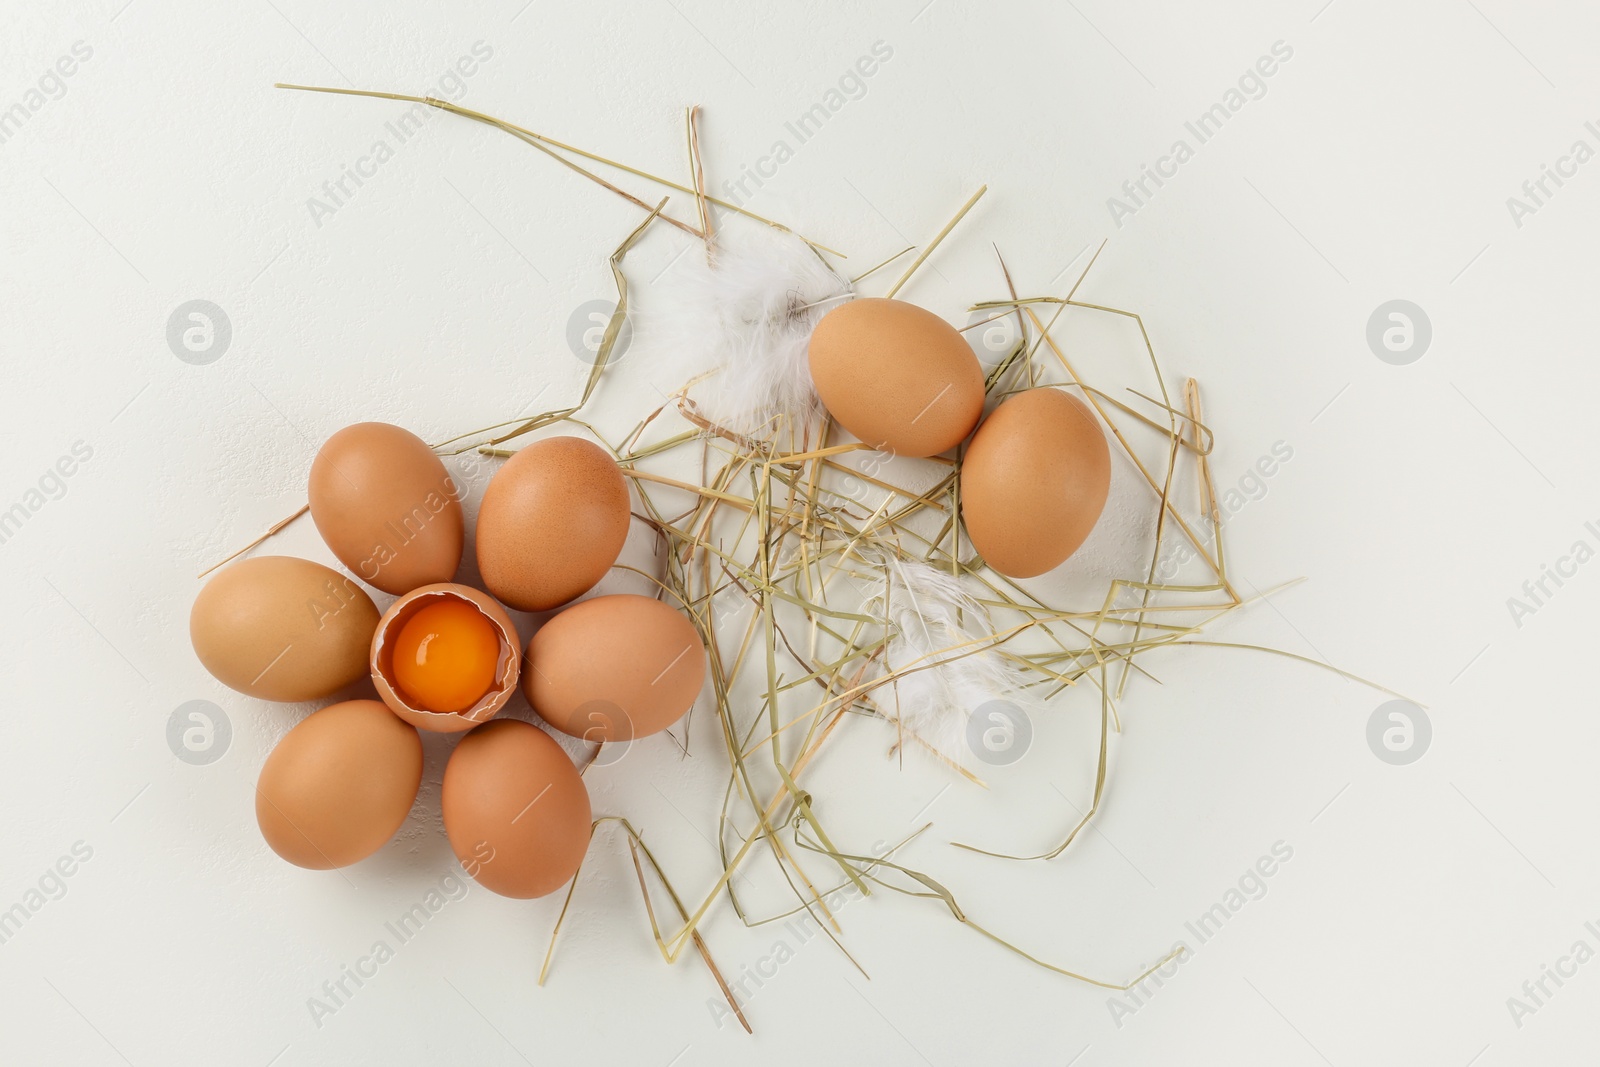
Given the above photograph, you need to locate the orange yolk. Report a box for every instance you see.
[392,600,500,714]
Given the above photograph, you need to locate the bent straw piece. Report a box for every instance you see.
[624,833,751,1033]
[489,199,664,447]
[273,84,845,256]
[685,105,715,261]
[1117,380,1185,700]
[554,815,757,1030]
[1174,640,1416,703]
[1023,305,1233,596]
[1186,378,1223,524]
[792,821,1185,990]
[740,824,930,928]
[952,663,1113,861]
[288,82,706,237]
[1125,384,1218,456]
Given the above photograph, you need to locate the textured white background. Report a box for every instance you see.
[3,0,1598,1064]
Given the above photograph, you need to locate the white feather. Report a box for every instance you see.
[862,551,1030,764]
[648,226,851,438]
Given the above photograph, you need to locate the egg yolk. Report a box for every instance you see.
[392,600,500,714]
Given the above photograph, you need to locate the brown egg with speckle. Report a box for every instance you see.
[256,699,423,869]
[960,388,1111,578]
[308,422,463,595]
[808,297,985,457]
[190,556,379,702]
[442,720,591,899]
[474,436,630,612]
[524,594,706,742]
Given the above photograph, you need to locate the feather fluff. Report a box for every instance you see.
[862,551,1030,764]
[649,226,850,438]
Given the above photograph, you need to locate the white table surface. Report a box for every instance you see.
[3,0,1596,1063]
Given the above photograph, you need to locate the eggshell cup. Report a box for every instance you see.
[371,583,521,733]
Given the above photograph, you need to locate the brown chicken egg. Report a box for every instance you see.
[474,436,630,613]
[525,594,706,743]
[370,583,521,734]
[808,297,985,458]
[255,699,423,869]
[308,422,463,595]
[960,388,1111,578]
[441,719,591,899]
[191,556,379,702]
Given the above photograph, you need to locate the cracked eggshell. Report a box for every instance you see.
[190,555,379,702]
[308,422,464,595]
[370,582,521,733]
